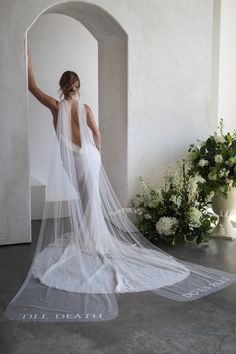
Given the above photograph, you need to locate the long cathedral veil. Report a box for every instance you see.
[5,97,236,322]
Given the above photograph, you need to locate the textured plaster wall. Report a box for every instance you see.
[218,0,236,133]
[0,0,214,244]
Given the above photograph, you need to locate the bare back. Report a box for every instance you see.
[70,100,81,148]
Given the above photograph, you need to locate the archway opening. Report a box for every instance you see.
[26,1,128,221]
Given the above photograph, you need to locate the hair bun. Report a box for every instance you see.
[59,71,80,99]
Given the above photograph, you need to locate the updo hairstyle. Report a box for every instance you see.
[59,71,80,99]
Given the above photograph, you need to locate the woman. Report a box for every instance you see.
[28,50,101,152]
[4,51,236,322]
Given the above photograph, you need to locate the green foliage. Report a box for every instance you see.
[188,119,236,200]
[130,119,236,247]
[131,161,215,246]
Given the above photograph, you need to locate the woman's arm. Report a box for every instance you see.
[28,50,59,112]
[85,104,101,152]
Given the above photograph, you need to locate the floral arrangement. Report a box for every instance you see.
[188,119,236,200]
[131,160,217,245]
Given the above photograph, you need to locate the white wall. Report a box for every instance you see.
[218,0,236,133]
[0,0,214,245]
[126,0,214,198]
[28,13,98,185]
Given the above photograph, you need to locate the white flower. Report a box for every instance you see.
[132,198,142,208]
[166,165,178,182]
[189,175,205,196]
[155,216,178,236]
[219,186,226,193]
[187,151,196,162]
[207,191,215,202]
[140,180,149,194]
[144,213,152,220]
[133,208,143,215]
[198,159,209,167]
[170,195,182,207]
[123,207,133,213]
[214,154,223,164]
[147,190,163,208]
[189,207,202,227]
[196,139,205,148]
[218,168,229,178]
[155,189,163,202]
[189,180,198,195]
[214,135,225,144]
[226,179,233,188]
[194,175,206,184]
[208,172,217,180]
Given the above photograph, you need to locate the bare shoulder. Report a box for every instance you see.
[54,100,60,112]
[84,103,93,116]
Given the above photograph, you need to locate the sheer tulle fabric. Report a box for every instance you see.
[5,98,236,322]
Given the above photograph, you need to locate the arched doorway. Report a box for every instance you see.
[26,1,128,208]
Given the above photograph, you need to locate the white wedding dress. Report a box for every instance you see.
[5,97,236,322]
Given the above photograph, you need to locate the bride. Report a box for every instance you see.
[4,51,236,322]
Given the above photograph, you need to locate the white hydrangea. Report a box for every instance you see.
[198,159,209,167]
[155,216,178,236]
[214,135,225,144]
[189,207,202,227]
[214,154,223,164]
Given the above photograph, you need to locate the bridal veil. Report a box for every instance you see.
[5,97,236,322]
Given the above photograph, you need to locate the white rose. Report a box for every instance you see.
[198,159,209,167]
[155,216,178,236]
[214,135,225,144]
[214,154,223,164]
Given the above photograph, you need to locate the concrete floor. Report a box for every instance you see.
[1,220,236,354]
